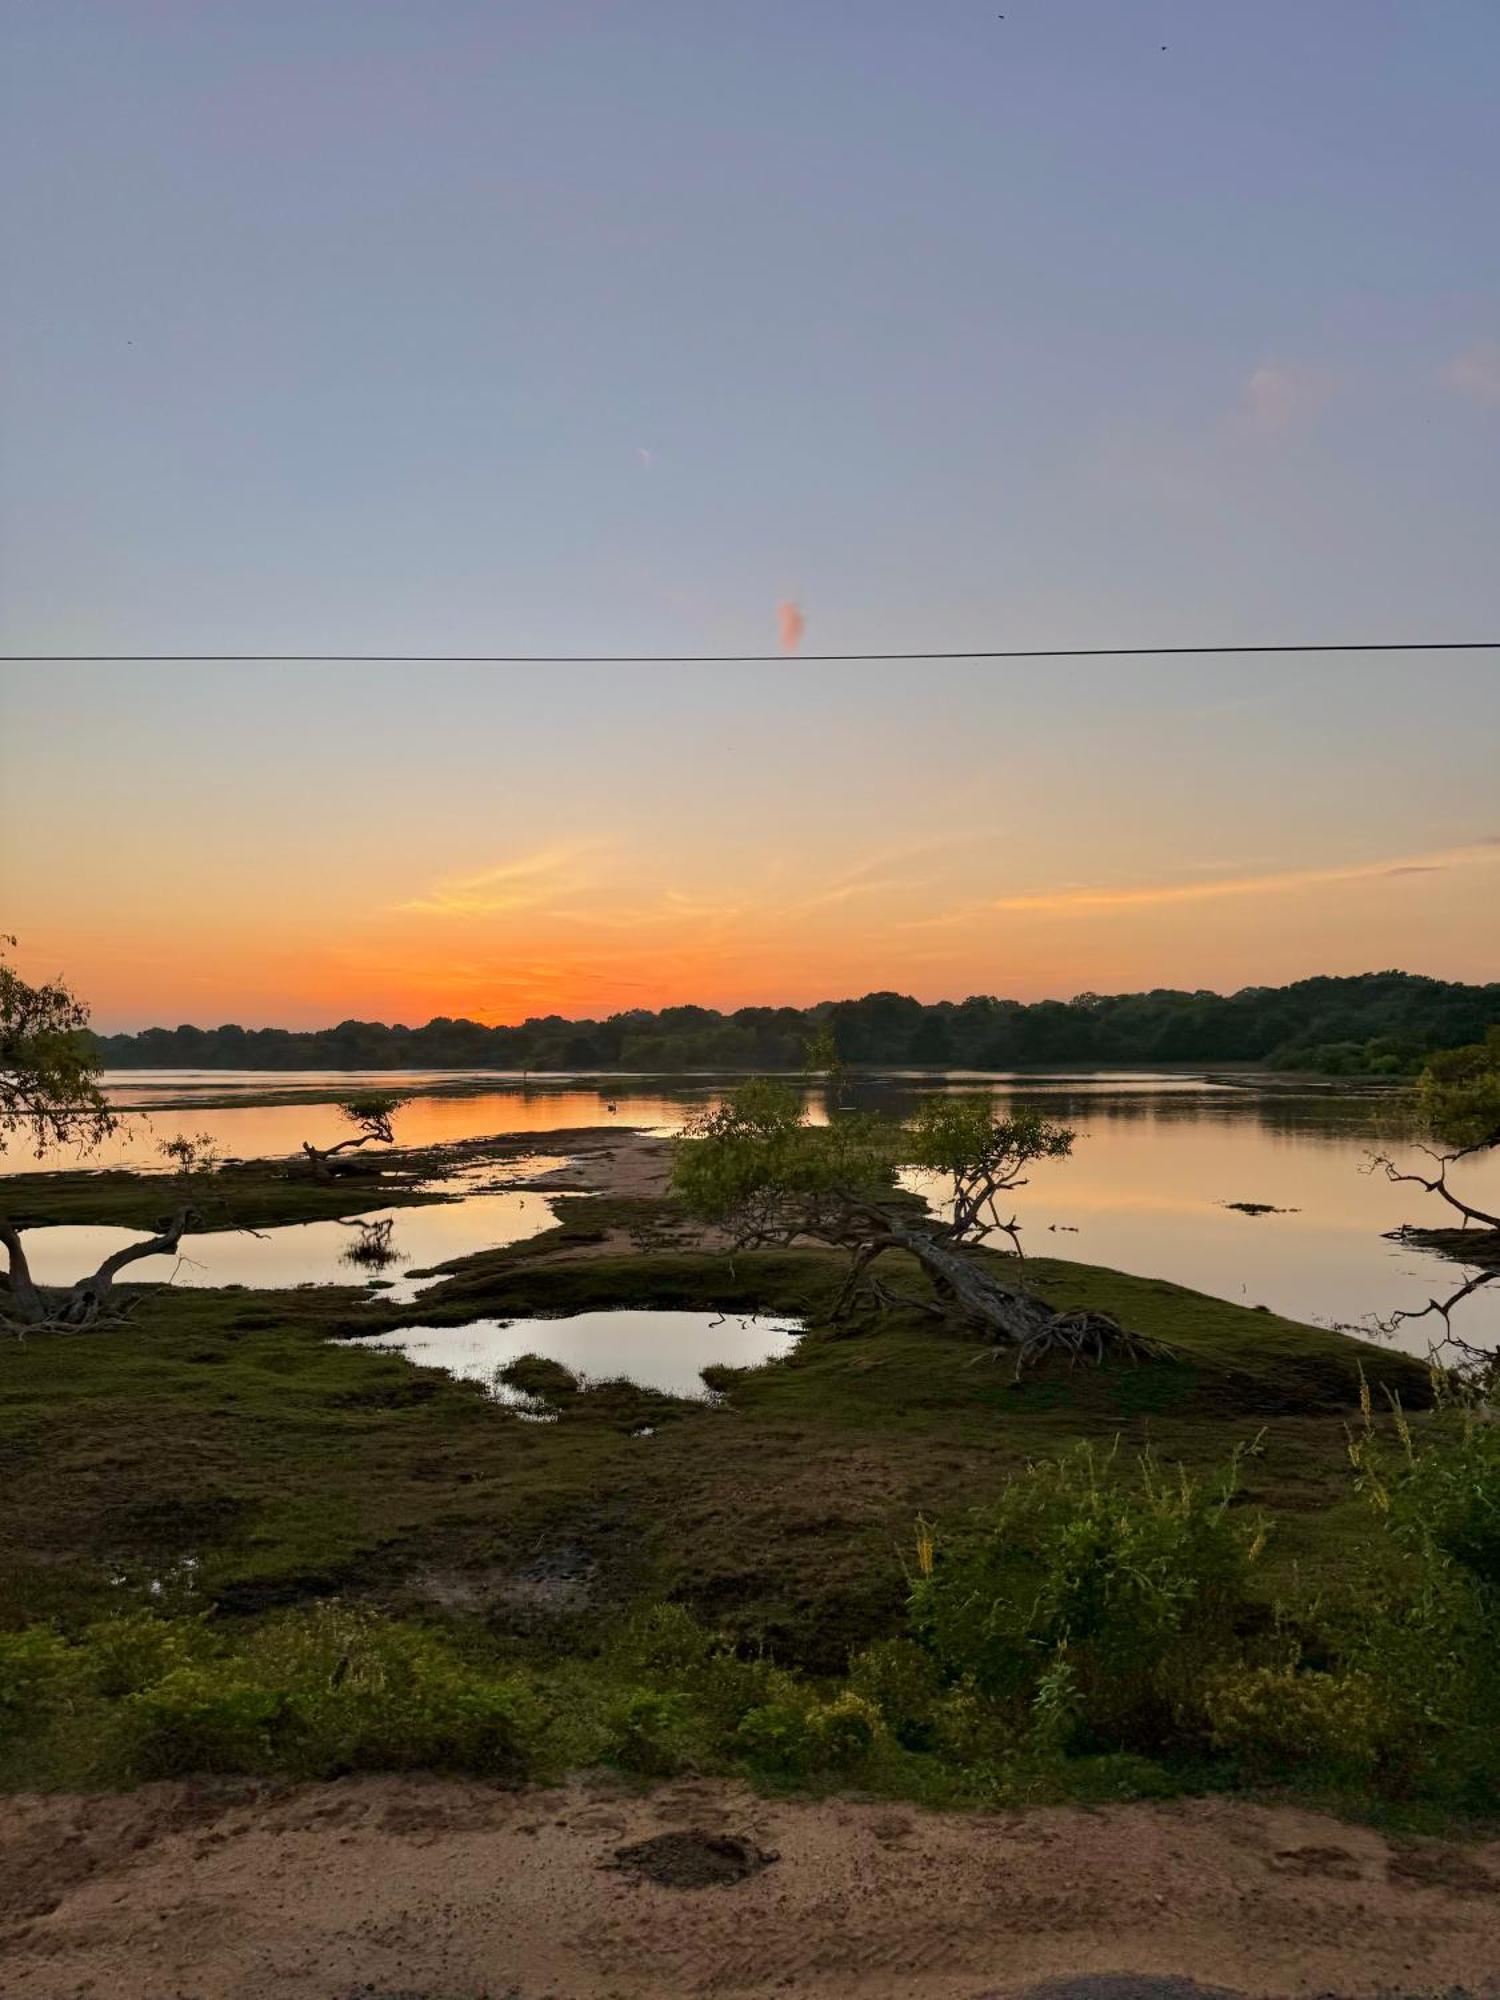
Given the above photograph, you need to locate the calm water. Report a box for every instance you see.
[7,1068,1499,1355]
[343,1310,803,1409]
[17,1179,568,1304]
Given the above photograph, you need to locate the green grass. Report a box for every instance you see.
[5,1176,1476,1813]
[1,1190,1426,1643]
[1,1160,449,1231]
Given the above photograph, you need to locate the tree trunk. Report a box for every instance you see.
[302,1135,381,1183]
[851,1226,1159,1368]
[53,1204,196,1323]
[881,1229,1065,1344]
[0,1220,47,1325]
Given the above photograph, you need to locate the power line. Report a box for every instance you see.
[1,640,1497,663]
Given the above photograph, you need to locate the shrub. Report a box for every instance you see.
[907,1443,1263,1751]
[607,1688,697,1775]
[807,1692,882,1767]
[1363,1395,1500,1599]
[614,1602,714,1677]
[244,1605,537,1778]
[122,1666,286,1776]
[79,1611,215,1699]
[0,1627,76,1743]
[849,1638,942,1749]
[735,1699,816,1773]
[1202,1666,1387,1779]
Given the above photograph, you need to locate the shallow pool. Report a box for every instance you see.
[17,1181,567,1304]
[340,1309,803,1409]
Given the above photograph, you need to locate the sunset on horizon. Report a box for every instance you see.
[3,7,1499,1988]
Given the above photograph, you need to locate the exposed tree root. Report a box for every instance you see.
[835,1226,1169,1372]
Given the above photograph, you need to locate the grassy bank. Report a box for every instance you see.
[4,1174,1493,1820]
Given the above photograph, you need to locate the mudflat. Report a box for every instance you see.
[3,1777,1498,2000]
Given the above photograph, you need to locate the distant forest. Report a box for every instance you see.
[90,972,1500,1077]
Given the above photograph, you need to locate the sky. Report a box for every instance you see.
[1,1,1497,1031]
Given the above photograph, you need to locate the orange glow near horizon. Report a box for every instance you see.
[4,662,1497,1034]
[10,835,1499,1033]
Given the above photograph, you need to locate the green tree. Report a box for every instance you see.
[1373,1027,1500,1238]
[673,1084,1152,1366]
[802,1020,847,1105]
[1,946,241,1328]
[1,937,117,1159]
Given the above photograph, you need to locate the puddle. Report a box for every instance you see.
[16,1176,568,1303]
[339,1309,803,1410]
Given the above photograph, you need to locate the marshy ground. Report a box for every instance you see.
[2,1127,1496,1997]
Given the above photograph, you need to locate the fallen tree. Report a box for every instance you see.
[672,1082,1162,1369]
[1370,1027,1500,1241]
[300,1092,409,1182]
[1,1134,241,1329]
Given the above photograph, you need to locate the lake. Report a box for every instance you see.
[9,1067,1499,1356]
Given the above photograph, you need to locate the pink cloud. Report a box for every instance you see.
[1239,358,1328,433]
[777,601,806,655]
[1442,341,1500,408]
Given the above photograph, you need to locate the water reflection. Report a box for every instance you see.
[339,1217,403,1273]
[7,1068,1499,1356]
[15,1186,566,1304]
[341,1310,803,1409]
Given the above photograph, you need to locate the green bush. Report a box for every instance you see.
[242,1605,538,1778]
[0,1627,76,1743]
[849,1638,942,1749]
[613,1602,715,1677]
[1202,1666,1387,1779]
[907,1444,1263,1752]
[79,1611,216,1699]
[1374,1399,1500,1598]
[735,1698,815,1773]
[122,1666,286,1777]
[806,1691,882,1767]
[607,1688,697,1775]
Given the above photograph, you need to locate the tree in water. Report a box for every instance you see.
[802,1021,847,1108]
[1366,1029,1500,1370]
[301,1092,408,1181]
[672,1082,1159,1370]
[1372,1028,1500,1241]
[1,941,247,1328]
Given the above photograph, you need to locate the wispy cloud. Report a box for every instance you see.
[777,601,806,655]
[396,846,604,918]
[1442,341,1500,409]
[988,842,1497,915]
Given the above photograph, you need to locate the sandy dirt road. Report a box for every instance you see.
[2,1776,1498,2000]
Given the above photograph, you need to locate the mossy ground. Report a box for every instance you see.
[1,1160,447,1232]
[1,1175,1427,1674]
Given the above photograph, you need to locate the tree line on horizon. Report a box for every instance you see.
[87,971,1500,1076]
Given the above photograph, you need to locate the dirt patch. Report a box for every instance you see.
[1266,1843,1365,1880]
[610,1828,778,1889]
[1387,1841,1499,1894]
[4,1778,1500,1999]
